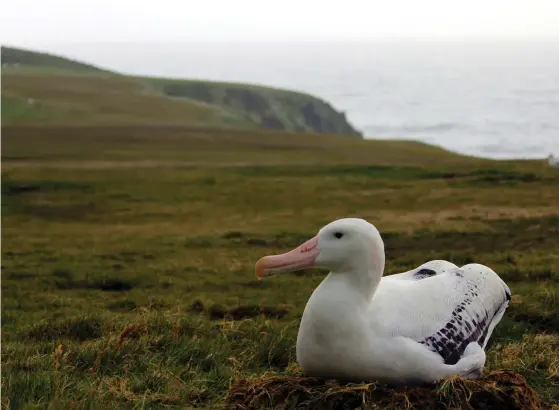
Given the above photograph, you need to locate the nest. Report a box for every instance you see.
[224,370,542,410]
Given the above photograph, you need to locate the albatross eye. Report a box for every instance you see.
[334,232,344,239]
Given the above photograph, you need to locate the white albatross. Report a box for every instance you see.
[255,218,511,385]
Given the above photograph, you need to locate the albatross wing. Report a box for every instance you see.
[370,263,511,364]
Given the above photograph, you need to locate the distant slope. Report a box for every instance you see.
[144,78,362,137]
[1,46,362,137]
[1,45,108,73]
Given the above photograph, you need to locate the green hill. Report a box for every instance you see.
[1,46,362,137]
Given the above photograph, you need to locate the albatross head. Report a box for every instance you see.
[255,218,385,279]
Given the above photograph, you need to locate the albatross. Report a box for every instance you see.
[255,218,511,385]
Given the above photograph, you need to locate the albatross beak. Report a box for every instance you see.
[255,236,320,279]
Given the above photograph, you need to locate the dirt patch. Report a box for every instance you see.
[208,304,288,320]
[2,180,92,195]
[426,169,547,185]
[222,231,245,239]
[224,370,542,410]
[2,183,41,194]
[27,317,103,341]
[241,280,275,288]
[4,271,39,279]
[499,269,556,283]
[508,306,559,333]
[107,299,137,312]
[55,275,138,292]
[93,278,136,291]
[190,300,205,313]
[246,238,268,246]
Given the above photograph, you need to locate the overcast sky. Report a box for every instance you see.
[2,0,559,79]
[2,0,559,48]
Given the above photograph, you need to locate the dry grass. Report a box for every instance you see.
[490,334,559,380]
[225,371,542,410]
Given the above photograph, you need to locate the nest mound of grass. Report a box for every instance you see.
[224,370,542,410]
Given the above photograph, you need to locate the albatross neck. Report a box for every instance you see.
[326,249,386,302]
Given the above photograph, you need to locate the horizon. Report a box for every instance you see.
[3,38,559,81]
[3,0,558,83]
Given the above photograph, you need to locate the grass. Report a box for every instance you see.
[2,125,559,409]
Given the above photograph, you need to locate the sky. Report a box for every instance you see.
[2,0,559,78]
[2,0,559,49]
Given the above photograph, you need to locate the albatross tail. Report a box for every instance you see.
[453,342,486,379]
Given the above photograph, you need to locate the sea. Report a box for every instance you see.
[56,40,559,159]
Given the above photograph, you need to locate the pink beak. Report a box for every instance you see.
[255,236,320,279]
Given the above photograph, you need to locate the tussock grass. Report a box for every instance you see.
[488,334,559,404]
[2,125,559,408]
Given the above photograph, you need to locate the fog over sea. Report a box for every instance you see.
[59,40,559,159]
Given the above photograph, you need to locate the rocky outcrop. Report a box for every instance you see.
[160,82,362,138]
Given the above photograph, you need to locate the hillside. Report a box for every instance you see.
[1,46,362,137]
[144,78,362,136]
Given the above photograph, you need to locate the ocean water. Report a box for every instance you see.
[63,40,559,159]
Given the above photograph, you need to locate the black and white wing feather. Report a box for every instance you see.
[372,263,511,364]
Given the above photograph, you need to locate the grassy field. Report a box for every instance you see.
[2,125,559,409]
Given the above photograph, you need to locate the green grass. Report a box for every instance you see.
[2,126,559,408]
